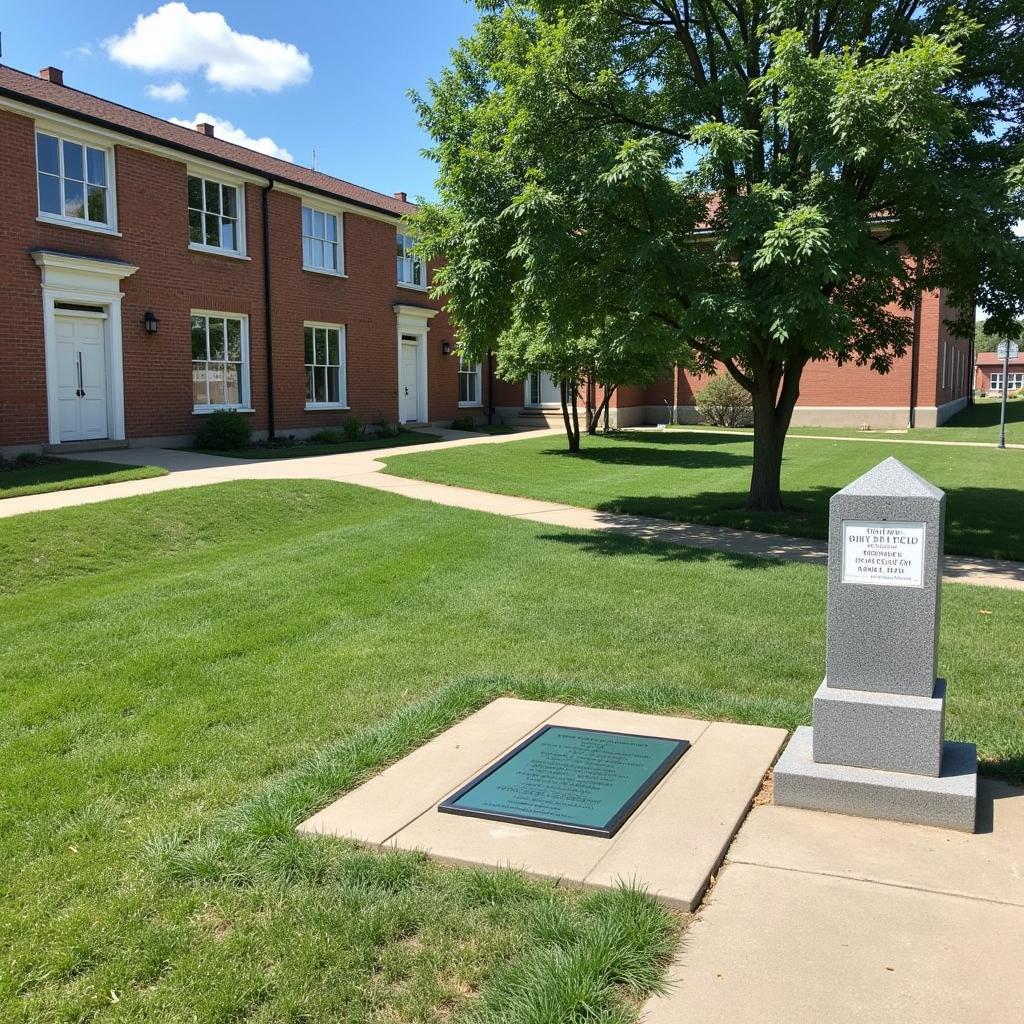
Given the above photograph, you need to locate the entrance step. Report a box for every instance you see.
[44,440,130,454]
[503,409,566,428]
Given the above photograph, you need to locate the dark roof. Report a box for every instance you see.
[0,64,416,219]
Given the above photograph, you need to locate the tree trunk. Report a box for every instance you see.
[588,383,615,435]
[560,379,580,452]
[746,367,802,513]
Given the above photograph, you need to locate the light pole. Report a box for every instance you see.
[996,340,1019,450]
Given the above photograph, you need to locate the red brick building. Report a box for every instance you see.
[975,351,1024,395]
[0,64,482,455]
[0,63,974,454]
[493,291,974,430]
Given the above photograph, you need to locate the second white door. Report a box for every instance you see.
[400,337,420,422]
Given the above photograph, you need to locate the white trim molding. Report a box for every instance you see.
[31,250,139,446]
[394,303,439,424]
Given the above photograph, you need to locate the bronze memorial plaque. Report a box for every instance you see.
[438,725,689,838]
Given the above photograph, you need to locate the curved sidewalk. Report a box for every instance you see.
[1,432,1021,591]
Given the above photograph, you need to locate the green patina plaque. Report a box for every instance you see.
[438,725,690,838]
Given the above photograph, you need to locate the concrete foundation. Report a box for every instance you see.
[774,726,977,832]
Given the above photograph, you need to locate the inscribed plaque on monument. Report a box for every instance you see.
[841,520,926,588]
[438,725,689,837]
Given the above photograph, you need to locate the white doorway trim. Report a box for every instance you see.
[32,250,139,446]
[393,303,439,424]
[525,371,563,408]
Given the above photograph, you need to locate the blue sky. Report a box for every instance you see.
[1,1,480,201]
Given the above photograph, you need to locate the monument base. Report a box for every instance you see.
[774,726,977,832]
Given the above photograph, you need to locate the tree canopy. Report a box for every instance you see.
[414,0,1024,509]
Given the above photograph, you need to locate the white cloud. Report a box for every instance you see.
[105,3,311,93]
[146,81,188,102]
[70,44,93,58]
[169,113,293,161]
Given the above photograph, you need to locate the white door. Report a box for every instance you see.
[526,372,562,407]
[56,314,108,441]
[400,338,420,422]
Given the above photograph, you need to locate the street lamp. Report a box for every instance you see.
[996,339,1019,450]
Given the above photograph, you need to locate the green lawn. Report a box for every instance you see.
[195,430,441,460]
[1,481,1020,1022]
[0,457,166,499]
[677,397,1024,445]
[383,431,1024,561]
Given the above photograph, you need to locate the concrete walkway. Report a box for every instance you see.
[641,779,1024,1023]
[2,430,1022,590]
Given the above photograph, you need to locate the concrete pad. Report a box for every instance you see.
[729,779,1024,907]
[585,721,786,909]
[775,726,977,831]
[546,704,711,743]
[389,798,614,883]
[297,697,562,844]
[299,698,782,910]
[641,863,1024,1024]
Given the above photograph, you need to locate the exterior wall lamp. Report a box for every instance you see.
[143,311,160,335]
[441,340,452,356]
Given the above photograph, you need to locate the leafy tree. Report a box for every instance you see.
[414,1,1024,510]
[975,317,999,353]
[492,317,691,449]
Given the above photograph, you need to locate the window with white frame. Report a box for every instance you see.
[990,372,1024,392]
[36,131,112,228]
[458,357,482,406]
[192,313,248,410]
[188,175,242,252]
[304,323,347,407]
[397,232,426,287]
[302,206,342,273]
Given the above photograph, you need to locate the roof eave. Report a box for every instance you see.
[0,83,409,221]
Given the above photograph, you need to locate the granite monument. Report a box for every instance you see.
[774,457,978,831]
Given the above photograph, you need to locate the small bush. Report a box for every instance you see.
[341,417,363,442]
[194,411,251,451]
[450,416,480,431]
[309,429,346,445]
[372,413,398,438]
[695,376,752,427]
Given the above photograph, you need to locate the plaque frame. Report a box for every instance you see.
[437,724,690,838]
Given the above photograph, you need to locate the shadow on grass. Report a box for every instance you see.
[944,399,1024,431]
[587,484,1024,563]
[592,489,830,538]
[536,527,792,572]
[541,440,751,471]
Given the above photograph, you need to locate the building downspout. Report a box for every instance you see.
[487,350,495,424]
[968,306,976,408]
[908,257,923,429]
[261,177,276,439]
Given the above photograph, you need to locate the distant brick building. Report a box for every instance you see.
[975,351,1024,395]
[493,294,974,430]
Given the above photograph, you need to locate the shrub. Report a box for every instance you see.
[695,376,752,427]
[450,416,480,431]
[342,417,363,442]
[372,413,397,438]
[194,411,251,451]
